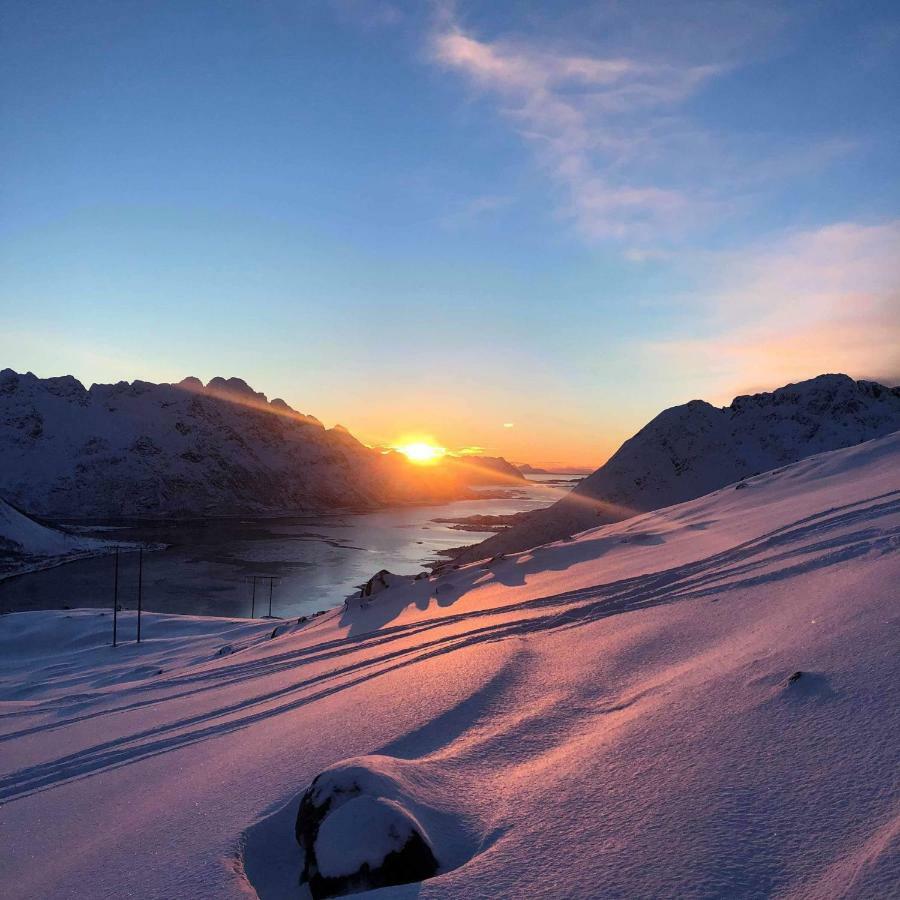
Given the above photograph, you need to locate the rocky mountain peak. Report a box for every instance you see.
[457,373,900,563]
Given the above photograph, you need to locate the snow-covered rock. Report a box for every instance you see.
[296,758,439,898]
[458,374,900,561]
[0,370,471,518]
[356,569,412,600]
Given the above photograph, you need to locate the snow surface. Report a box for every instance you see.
[0,432,897,899]
[458,374,900,562]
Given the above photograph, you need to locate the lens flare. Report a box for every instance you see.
[394,441,446,465]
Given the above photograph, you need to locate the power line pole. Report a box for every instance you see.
[268,576,274,617]
[251,576,257,618]
[112,549,119,648]
[136,547,143,644]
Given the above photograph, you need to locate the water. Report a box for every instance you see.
[0,476,578,619]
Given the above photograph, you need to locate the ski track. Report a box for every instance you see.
[1,486,896,806]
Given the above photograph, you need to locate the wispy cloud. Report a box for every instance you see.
[329,0,404,29]
[642,220,900,396]
[426,3,857,252]
[431,22,718,244]
[441,192,513,229]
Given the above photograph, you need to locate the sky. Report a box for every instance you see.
[2,0,899,468]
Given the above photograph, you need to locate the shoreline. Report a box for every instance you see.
[0,485,561,619]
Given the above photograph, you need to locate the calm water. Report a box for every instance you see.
[0,476,578,619]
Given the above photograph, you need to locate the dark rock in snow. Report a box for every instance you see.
[295,765,439,899]
[358,569,397,599]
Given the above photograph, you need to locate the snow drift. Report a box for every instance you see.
[0,431,897,898]
[456,373,900,562]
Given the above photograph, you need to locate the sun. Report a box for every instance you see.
[394,440,447,465]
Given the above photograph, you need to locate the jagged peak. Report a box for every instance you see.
[729,373,873,411]
[205,376,267,402]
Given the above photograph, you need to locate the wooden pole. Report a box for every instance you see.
[112,549,119,647]
[251,576,257,618]
[136,547,143,644]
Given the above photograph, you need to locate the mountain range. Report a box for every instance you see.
[0,370,515,519]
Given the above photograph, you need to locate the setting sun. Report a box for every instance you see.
[394,441,447,465]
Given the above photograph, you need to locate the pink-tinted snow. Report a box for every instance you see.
[0,433,897,899]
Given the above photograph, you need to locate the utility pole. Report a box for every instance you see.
[136,547,143,644]
[251,576,257,618]
[112,549,119,647]
[268,576,274,617]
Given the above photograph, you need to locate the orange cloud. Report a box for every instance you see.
[643,221,900,399]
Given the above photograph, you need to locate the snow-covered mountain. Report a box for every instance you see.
[1,431,897,898]
[457,374,900,562]
[0,370,486,518]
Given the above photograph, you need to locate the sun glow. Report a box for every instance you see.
[394,440,447,465]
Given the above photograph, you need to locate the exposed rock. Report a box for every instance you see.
[356,569,415,601]
[360,570,392,598]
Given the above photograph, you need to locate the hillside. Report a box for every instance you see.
[0,498,131,580]
[0,432,896,898]
[0,370,499,519]
[455,374,900,562]
[445,454,524,485]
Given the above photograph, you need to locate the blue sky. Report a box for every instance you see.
[2,0,898,466]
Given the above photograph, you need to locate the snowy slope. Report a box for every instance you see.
[457,373,900,562]
[0,370,482,518]
[0,498,129,580]
[0,433,897,899]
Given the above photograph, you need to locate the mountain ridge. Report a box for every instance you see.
[455,373,900,562]
[0,370,513,519]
